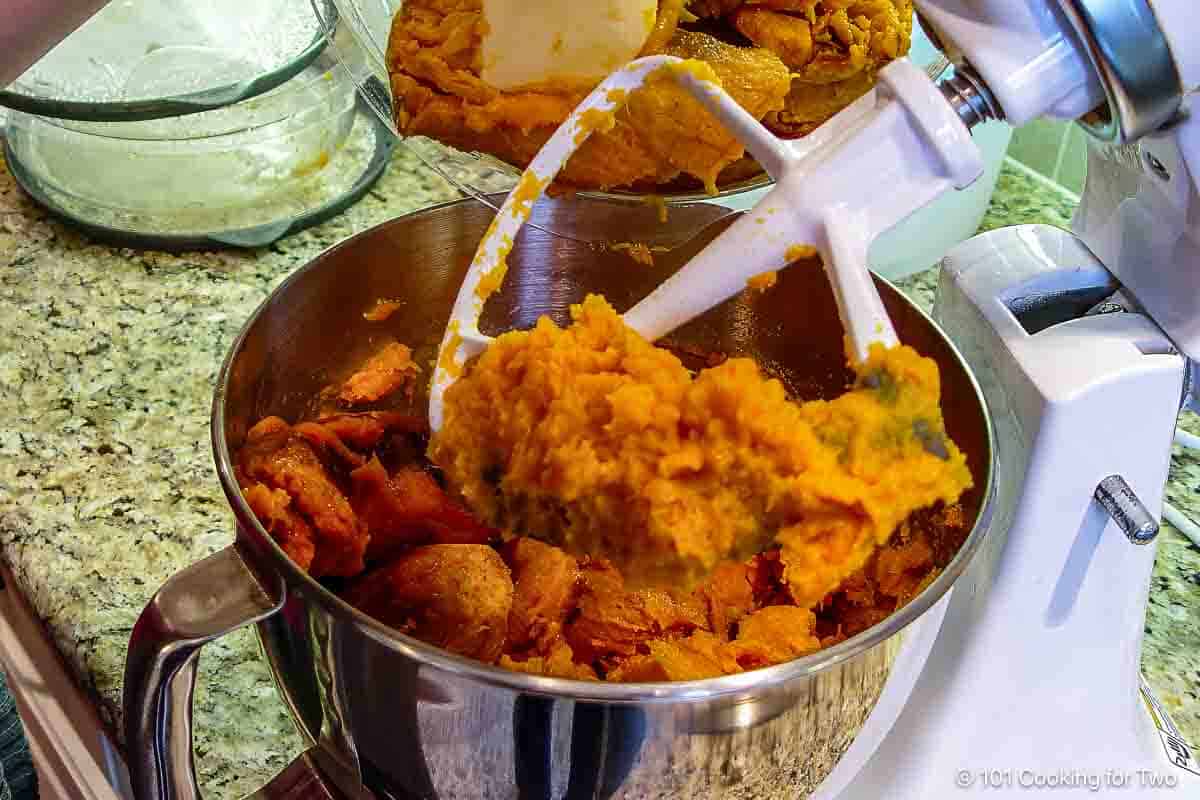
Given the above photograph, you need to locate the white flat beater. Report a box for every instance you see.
[428,54,984,430]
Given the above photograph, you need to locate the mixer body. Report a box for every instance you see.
[817,223,1197,798]
[803,7,1200,782]
[916,0,1104,123]
[809,10,1200,773]
[916,0,1200,368]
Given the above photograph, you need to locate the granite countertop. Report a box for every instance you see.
[0,152,1197,798]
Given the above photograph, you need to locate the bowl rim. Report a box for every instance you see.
[0,0,341,124]
[212,194,998,704]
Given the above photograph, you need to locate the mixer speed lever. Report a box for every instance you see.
[1095,475,1159,545]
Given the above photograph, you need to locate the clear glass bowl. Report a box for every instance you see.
[0,0,338,122]
[3,50,388,247]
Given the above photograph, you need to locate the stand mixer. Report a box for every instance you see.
[795,1,1200,795]
[825,1,1200,795]
[417,1,1200,793]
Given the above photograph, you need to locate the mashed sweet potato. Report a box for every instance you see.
[386,0,910,191]
[429,295,971,608]
[240,406,968,681]
[239,294,973,682]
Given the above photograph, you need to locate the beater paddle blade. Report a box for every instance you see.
[430,57,985,430]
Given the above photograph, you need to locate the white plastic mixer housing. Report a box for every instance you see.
[813,0,1200,796]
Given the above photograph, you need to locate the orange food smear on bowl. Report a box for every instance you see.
[363,299,404,322]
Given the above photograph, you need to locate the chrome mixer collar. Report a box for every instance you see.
[1057,0,1186,143]
[928,0,1187,142]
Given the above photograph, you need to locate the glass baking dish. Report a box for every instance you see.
[3,50,395,248]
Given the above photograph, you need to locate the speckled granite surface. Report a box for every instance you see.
[1155,413,1200,739]
[0,145,459,797]
[0,154,1196,797]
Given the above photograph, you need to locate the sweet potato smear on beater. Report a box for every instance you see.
[237,305,973,680]
[429,295,972,608]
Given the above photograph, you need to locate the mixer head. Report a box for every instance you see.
[916,0,1199,366]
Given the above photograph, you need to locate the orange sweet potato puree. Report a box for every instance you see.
[430,295,971,608]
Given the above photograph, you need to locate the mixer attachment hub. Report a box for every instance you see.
[938,64,1003,129]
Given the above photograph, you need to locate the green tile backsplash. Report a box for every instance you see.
[1008,119,1087,195]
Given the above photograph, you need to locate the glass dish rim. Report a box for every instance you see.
[4,54,359,144]
[0,0,340,123]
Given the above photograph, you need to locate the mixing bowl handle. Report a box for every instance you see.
[122,543,346,800]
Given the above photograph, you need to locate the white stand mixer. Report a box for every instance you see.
[824,224,1194,797]
[818,0,1200,795]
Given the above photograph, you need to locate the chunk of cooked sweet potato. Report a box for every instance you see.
[727,606,820,669]
[500,640,597,680]
[872,532,936,601]
[242,483,317,571]
[352,457,436,557]
[293,421,367,469]
[695,561,757,640]
[502,538,581,655]
[608,605,821,680]
[565,560,708,669]
[317,411,428,450]
[351,457,497,560]
[239,417,368,577]
[608,631,734,682]
[344,544,513,662]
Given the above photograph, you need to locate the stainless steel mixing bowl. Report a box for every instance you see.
[123,194,996,800]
